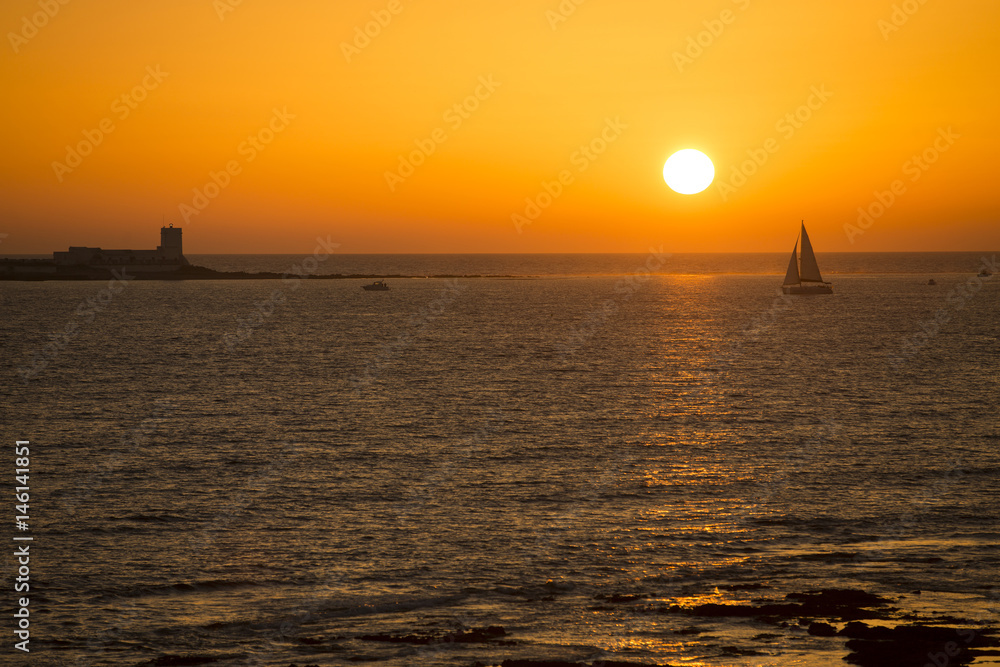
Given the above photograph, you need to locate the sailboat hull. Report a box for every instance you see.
[782,283,833,295]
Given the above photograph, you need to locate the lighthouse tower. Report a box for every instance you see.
[158,224,185,262]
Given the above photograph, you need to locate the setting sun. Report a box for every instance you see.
[663,149,715,195]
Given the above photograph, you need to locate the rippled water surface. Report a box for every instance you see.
[1,255,998,666]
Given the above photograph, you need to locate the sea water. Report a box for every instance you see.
[1,253,998,666]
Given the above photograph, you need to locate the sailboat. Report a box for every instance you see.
[782,222,833,294]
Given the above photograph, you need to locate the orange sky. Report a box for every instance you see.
[1,0,997,253]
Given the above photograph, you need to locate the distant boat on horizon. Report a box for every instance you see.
[362,279,390,291]
[782,222,833,295]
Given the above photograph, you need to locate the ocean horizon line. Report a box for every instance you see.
[3,250,998,257]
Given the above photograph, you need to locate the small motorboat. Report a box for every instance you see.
[362,280,389,291]
[978,269,992,278]
[927,279,937,285]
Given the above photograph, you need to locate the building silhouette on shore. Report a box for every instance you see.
[54,225,187,268]
[1,225,188,278]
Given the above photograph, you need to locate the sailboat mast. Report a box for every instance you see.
[797,223,802,274]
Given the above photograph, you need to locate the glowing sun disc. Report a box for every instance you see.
[663,149,715,195]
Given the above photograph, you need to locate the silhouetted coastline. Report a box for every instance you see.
[0,263,517,281]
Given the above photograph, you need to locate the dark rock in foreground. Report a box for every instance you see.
[788,589,887,610]
[841,623,999,667]
[807,621,839,636]
[654,588,892,621]
[138,656,223,666]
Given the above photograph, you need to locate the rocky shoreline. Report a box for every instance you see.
[131,588,999,667]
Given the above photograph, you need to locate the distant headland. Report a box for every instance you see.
[0,226,496,281]
[1,225,192,280]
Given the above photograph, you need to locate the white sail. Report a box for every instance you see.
[783,241,800,286]
[798,223,824,283]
